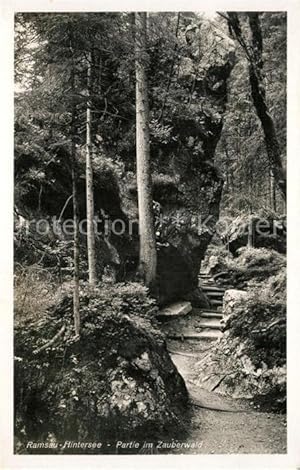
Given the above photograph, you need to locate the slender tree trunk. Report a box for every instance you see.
[86,51,97,286]
[247,13,286,200]
[224,143,231,192]
[248,60,286,200]
[70,53,80,336]
[270,168,277,212]
[227,12,286,200]
[248,166,254,248]
[248,211,254,248]
[72,156,80,335]
[135,12,157,289]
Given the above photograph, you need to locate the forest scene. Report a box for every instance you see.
[14,11,287,454]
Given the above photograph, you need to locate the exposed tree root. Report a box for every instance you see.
[33,324,66,355]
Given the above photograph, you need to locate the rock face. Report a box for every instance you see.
[150,21,235,305]
[14,19,236,307]
[223,215,286,255]
[122,20,236,306]
[14,288,189,451]
[222,289,247,329]
[194,273,286,410]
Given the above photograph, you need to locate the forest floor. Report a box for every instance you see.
[164,339,287,454]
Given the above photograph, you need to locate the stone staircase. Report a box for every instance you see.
[199,271,225,310]
[158,272,226,343]
[192,271,226,340]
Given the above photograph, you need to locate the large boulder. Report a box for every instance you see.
[120,20,236,306]
[153,21,235,304]
[222,214,286,256]
[14,153,137,281]
[14,284,189,453]
[221,289,247,329]
[201,245,286,290]
[14,18,236,307]
[201,244,233,276]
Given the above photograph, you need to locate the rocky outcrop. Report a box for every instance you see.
[150,21,235,305]
[121,20,236,305]
[14,286,189,452]
[194,272,286,410]
[222,214,286,255]
[14,18,236,306]
[222,289,247,329]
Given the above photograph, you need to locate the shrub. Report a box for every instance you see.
[14,281,188,452]
[208,246,286,288]
[15,280,158,347]
[14,264,58,323]
[234,247,285,269]
[225,284,286,367]
[201,244,232,273]
[196,263,286,409]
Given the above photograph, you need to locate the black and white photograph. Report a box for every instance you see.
[1,2,299,466]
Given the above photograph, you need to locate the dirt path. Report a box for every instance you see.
[176,406,287,454]
[167,341,287,454]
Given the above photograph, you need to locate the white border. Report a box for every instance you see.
[1,1,300,468]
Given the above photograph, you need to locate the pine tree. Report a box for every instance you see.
[85,51,97,286]
[226,12,286,200]
[69,33,80,336]
[135,12,157,289]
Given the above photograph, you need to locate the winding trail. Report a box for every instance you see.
[158,272,287,454]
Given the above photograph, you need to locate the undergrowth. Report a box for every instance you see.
[198,246,286,410]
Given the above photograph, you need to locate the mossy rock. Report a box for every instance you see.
[14,286,189,453]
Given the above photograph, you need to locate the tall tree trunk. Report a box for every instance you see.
[227,12,286,201]
[247,211,254,248]
[135,12,157,289]
[224,143,230,191]
[248,59,286,200]
[70,46,80,336]
[270,168,277,212]
[86,51,97,286]
[71,148,80,335]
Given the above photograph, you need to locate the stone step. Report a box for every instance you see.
[207,297,224,303]
[167,330,222,341]
[206,296,224,303]
[209,300,223,308]
[210,299,223,305]
[200,312,223,319]
[157,301,192,319]
[197,319,221,330]
[201,286,225,293]
[205,291,224,298]
[202,308,222,313]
